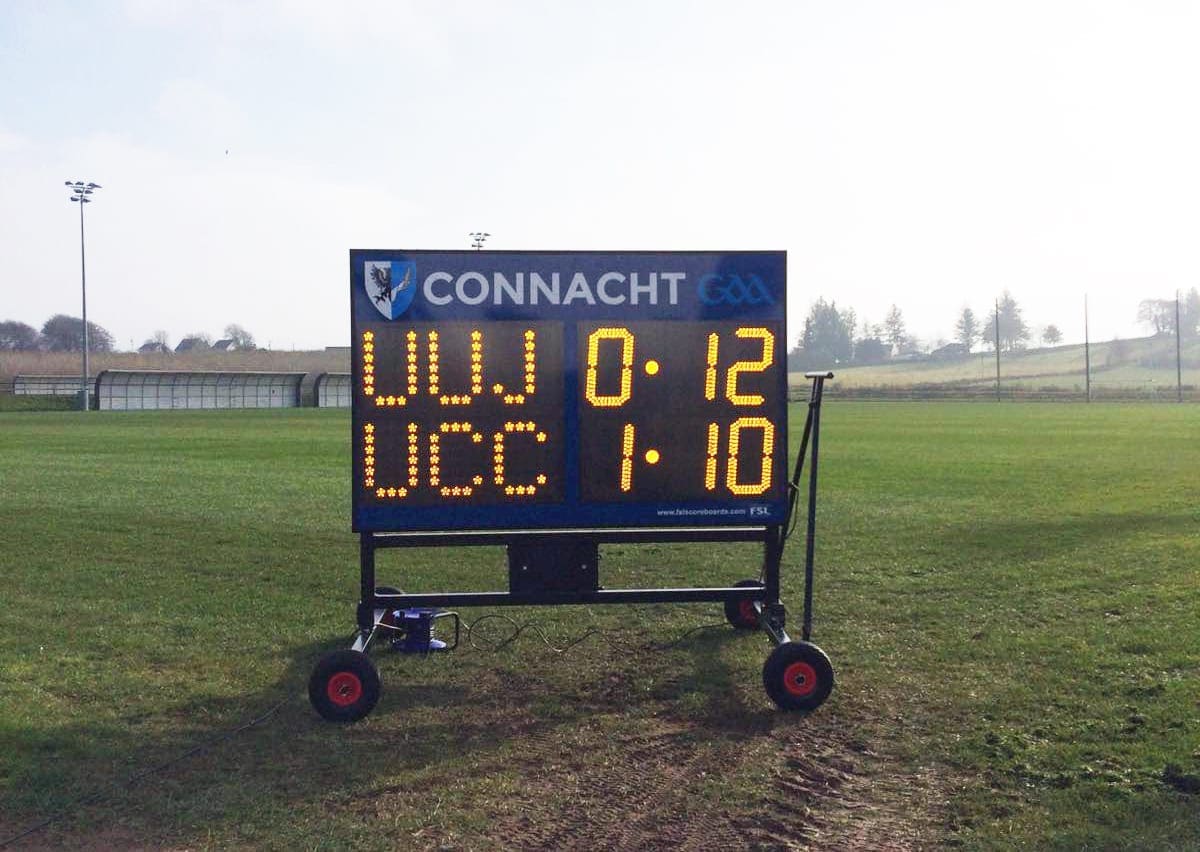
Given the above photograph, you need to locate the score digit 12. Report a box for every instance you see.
[577,321,784,504]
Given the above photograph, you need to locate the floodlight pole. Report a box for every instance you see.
[1176,290,1183,403]
[469,231,490,250]
[66,180,101,411]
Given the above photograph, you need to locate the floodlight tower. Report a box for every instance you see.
[66,180,102,411]
[469,231,490,250]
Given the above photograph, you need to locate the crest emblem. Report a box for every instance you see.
[364,260,417,319]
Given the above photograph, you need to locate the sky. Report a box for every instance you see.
[2,0,1198,351]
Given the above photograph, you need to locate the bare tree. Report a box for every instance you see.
[1138,299,1174,335]
[223,323,256,350]
[1139,289,1200,338]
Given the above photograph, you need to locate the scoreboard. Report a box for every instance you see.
[350,250,787,533]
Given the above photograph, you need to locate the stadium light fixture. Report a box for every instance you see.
[66,180,102,411]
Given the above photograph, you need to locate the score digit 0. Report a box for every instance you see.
[584,325,777,496]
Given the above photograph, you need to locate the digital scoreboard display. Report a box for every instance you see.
[350,251,787,533]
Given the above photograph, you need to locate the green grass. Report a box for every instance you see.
[0,394,77,412]
[1,405,1197,848]
[821,403,1200,847]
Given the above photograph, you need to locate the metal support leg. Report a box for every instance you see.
[801,374,828,642]
[760,529,790,644]
[357,533,377,637]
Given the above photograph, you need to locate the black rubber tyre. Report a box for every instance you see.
[763,641,834,712]
[724,579,765,631]
[309,649,381,723]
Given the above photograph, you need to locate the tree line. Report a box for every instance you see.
[0,317,256,353]
[788,288,1199,371]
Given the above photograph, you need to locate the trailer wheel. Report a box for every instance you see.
[724,579,764,630]
[763,641,833,712]
[309,650,381,722]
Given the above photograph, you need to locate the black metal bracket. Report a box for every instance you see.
[508,541,599,596]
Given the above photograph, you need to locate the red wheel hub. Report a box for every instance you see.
[738,600,758,624]
[782,661,819,697]
[326,671,363,706]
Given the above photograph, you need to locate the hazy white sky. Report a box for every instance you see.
[2,0,1198,350]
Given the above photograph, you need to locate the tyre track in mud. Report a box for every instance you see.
[497,723,750,851]
[487,712,943,851]
[391,646,942,849]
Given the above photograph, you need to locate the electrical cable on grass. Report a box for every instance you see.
[784,481,803,542]
[462,613,728,654]
[372,613,728,655]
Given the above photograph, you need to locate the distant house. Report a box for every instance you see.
[931,342,969,361]
[211,339,234,352]
[138,341,170,354]
[175,337,210,353]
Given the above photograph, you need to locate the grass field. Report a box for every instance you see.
[1,404,1197,849]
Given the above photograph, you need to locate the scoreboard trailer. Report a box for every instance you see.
[308,250,836,722]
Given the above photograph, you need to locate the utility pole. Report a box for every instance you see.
[1084,294,1091,403]
[1176,290,1183,403]
[66,180,102,411]
[994,298,1001,402]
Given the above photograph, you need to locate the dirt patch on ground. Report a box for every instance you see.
[421,651,951,851]
[476,718,945,851]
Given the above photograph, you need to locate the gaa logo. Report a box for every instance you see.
[697,273,774,306]
[365,260,417,320]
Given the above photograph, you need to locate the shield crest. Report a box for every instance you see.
[364,260,417,320]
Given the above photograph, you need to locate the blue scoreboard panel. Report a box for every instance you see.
[350,250,787,533]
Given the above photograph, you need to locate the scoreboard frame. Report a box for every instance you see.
[349,249,789,535]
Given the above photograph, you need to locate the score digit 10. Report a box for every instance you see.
[578,322,783,503]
